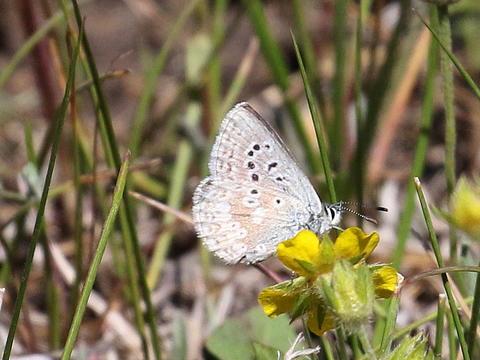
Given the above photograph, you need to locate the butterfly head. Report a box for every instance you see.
[323,203,344,229]
[323,201,387,231]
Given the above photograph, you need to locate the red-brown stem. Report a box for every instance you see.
[254,263,283,284]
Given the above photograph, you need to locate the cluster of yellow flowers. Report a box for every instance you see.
[258,227,401,335]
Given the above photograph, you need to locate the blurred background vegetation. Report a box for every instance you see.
[0,0,480,359]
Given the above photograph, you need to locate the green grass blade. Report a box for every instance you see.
[292,33,336,203]
[446,309,457,360]
[364,0,411,137]
[434,5,458,264]
[467,262,480,355]
[292,0,327,122]
[378,297,399,355]
[434,294,446,359]
[414,9,480,101]
[242,0,320,173]
[147,102,200,287]
[60,152,130,360]
[354,1,412,197]
[376,5,439,351]
[220,38,259,117]
[1,20,82,360]
[414,177,470,360]
[23,118,37,167]
[391,8,439,268]
[330,0,348,171]
[0,10,65,89]
[128,0,201,159]
[70,1,162,356]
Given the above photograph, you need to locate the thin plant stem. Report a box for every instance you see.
[336,327,349,360]
[467,259,480,355]
[414,177,470,360]
[331,0,348,171]
[434,294,446,360]
[292,0,327,122]
[354,0,366,214]
[60,152,130,360]
[321,336,335,360]
[242,0,321,173]
[128,0,201,159]
[391,5,438,269]
[414,9,480,101]
[436,5,458,263]
[302,318,320,360]
[147,103,200,287]
[350,334,362,359]
[353,0,411,202]
[378,6,439,348]
[358,325,377,359]
[379,297,399,355]
[446,309,457,360]
[0,0,94,88]
[69,1,162,356]
[1,21,81,360]
[292,33,336,203]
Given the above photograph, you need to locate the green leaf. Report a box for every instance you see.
[206,307,297,360]
[206,317,253,360]
[248,307,297,353]
[252,343,279,360]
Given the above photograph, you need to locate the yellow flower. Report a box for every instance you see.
[451,177,480,238]
[277,230,335,278]
[277,227,379,277]
[258,228,401,335]
[372,265,402,298]
[258,277,307,318]
[334,227,379,262]
[258,281,335,335]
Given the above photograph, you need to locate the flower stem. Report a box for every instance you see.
[415,177,470,360]
[336,327,349,360]
[358,325,377,359]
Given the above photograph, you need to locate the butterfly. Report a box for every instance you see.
[192,102,353,264]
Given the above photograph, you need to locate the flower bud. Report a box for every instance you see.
[385,333,433,360]
[319,261,374,331]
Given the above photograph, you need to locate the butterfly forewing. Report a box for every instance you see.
[192,102,323,264]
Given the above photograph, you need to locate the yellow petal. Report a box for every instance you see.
[451,177,480,237]
[334,227,379,261]
[372,266,400,298]
[307,304,336,336]
[258,283,299,317]
[277,230,321,277]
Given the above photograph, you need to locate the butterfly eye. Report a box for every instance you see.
[328,207,336,219]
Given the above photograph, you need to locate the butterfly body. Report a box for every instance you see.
[192,102,342,264]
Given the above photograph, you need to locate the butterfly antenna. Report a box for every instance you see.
[341,201,388,213]
[337,201,387,225]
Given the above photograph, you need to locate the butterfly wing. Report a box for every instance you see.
[192,102,323,264]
